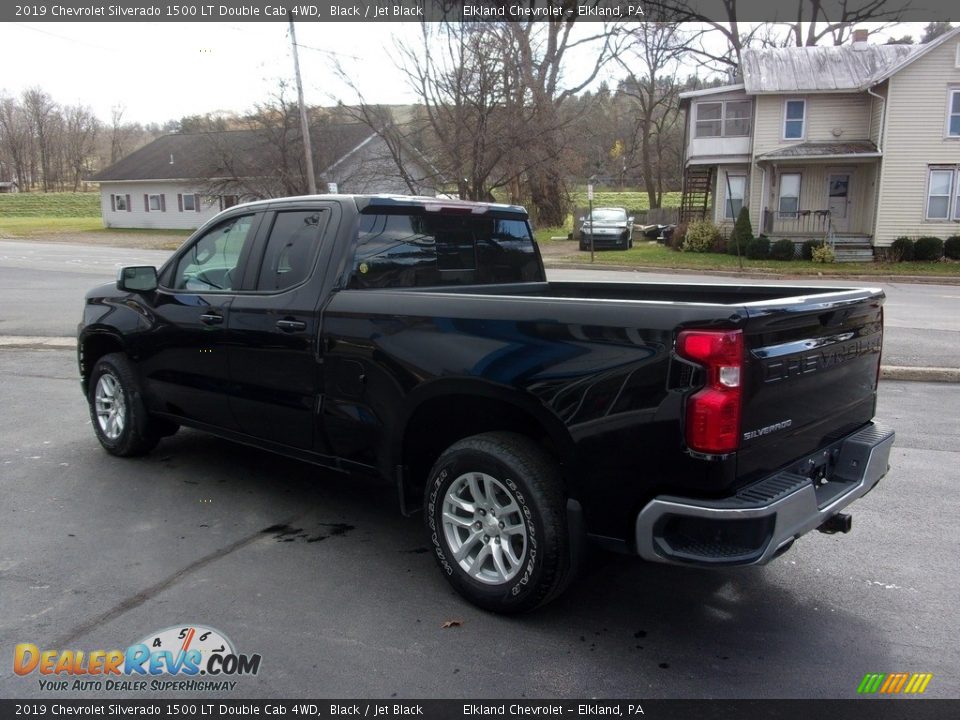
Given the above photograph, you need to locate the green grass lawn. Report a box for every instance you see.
[0,192,101,217]
[554,240,960,277]
[569,190,682,211]
[0,216,104,236]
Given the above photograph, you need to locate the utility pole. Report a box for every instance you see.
[288,15,317,195]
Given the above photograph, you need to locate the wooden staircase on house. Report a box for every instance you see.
[830,235,874,263]
[680,166,713,223]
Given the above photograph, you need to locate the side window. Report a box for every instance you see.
[352,212,541,289]
[353,213,438,289]
[256,210,327,291]
[173,214,256,292]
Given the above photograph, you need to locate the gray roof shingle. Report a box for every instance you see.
[741,44,920,94]
[92,124,376,183]
[756,140,880,160]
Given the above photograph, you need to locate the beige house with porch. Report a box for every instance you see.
[679,27,960,259]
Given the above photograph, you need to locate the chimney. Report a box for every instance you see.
[852,28,869,45]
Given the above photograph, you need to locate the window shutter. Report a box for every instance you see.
[196,194,201,212]
[160,194,166,212]
[110,194,116,212]
[126,194,131,212]
[144,194,149,212]
[177,193,183,212]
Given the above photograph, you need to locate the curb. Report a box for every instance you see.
[880,366,960,383]
[0,336,75,349]
[1,336,956,383]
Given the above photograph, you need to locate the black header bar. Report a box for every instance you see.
[3,0,957,23]
[1,699,959,720]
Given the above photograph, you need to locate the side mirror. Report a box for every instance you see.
[117,266,158,292]
[578,216,586,222]
[627,216,635,223]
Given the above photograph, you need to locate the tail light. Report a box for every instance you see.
[677,329,744,455]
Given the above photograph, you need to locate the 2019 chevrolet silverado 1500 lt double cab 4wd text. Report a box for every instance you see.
[78,195,895,613]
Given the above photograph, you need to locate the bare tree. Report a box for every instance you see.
[647,0,911,71]
[617,23,688,208]
[390,22,524,202]
[22,87,58,192]
[0,95,33,189]
[62,105,99,191]
[505,16,624,225]
[921,22,953,43]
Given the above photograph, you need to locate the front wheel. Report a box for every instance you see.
[424,432,573,613]
[88,353,167,456]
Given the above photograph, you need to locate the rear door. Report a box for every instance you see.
[736,289,884,483]
[226,204,339,451]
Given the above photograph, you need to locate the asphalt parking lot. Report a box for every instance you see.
[1,348,957,700]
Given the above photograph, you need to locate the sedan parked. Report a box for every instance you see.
[579,207,634,250]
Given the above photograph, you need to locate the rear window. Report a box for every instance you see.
[351,212,542,289]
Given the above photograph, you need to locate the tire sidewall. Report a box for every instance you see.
[88,357,138,455]
[425,445,549,612]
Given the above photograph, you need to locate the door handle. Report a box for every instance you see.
[276,319,307,333]
[200,313,223,325]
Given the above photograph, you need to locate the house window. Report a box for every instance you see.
[694,100,752,138]
[724,175,746,219]
[948,90,960,137]
[778,173,801,217]
[724,101,752,137]
[221,195,239,209]
[784,100,806,140]
[926,168,954,220]
[182,193,196,211]
[148,194,162,211]
[114,194,127,211]
[695,102,722,137]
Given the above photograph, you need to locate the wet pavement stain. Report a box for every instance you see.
[262,522,356,544]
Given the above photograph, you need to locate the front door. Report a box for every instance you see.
[139,212,262,430]
[827,173,852,232]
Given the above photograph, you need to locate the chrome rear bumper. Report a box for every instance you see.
[634,423,895,566]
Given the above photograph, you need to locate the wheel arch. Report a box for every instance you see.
[390,378,577,512]
[78,329,126,395]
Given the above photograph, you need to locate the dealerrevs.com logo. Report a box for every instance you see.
[14,624,261,692]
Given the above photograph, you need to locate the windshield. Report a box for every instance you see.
[586,209,627,223]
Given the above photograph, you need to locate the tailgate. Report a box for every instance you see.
[736,288,885,483]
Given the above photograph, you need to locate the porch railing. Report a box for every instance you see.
[762,209,831,236]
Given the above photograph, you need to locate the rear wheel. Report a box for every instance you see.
[88,353,170,456]
[424,432,573,613]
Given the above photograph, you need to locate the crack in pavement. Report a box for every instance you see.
[51,513,308,648]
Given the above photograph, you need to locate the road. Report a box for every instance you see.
[1,240,958,369]
[0,347,957,700]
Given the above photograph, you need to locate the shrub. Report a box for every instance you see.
[812,244,835,263]
[745,236,770,259]
[712,232,729,254]
[727,206,753,256]
[682,220,719,253]
[770,238,795,261]
[945,236,960,260]
[913,236,944,261]
[890,236,914,262]
[801,239,821,261]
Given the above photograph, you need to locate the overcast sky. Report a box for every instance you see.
[0,21,931,127]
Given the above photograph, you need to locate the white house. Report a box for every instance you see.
[92,125,441,230]
[678,27,960,255]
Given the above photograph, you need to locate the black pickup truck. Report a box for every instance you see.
[78,195,894,613]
